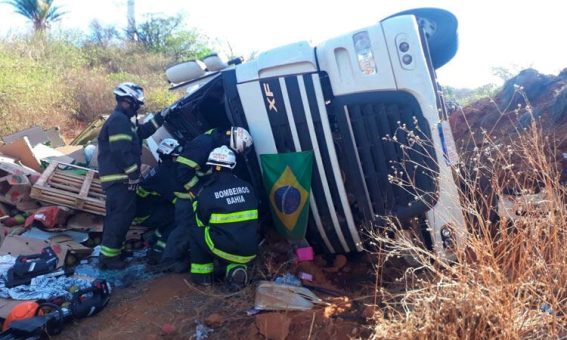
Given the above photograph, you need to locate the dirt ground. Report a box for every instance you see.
[57,251,378,340]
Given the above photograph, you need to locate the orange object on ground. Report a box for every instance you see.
[2,301,39,331]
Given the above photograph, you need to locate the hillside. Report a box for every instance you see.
[450,68,567,152]
[0,35,179,140]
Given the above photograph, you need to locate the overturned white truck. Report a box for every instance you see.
[153,8,465,255]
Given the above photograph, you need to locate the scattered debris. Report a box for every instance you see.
[274,273,301,287]
[65,212,103,233]
[161,323,176,335]
[0,122,374,339]
[255,312,291,340]
[24,206,73,230]
[30,162,105,215]
[2,128,44,147]
[255,281,324,311]
[204,313,223,328]
[55,145,87,165]
[195,321,213,340]
[0,137,42,172]
[295,246,314,262]
[333,255,348,270]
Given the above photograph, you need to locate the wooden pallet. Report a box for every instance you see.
[30,161,106,215]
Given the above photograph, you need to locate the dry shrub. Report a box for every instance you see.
[0,34,179,139]
[370,88,567,339]
[65,67,115,122]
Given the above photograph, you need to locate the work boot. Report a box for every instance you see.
[226,266,248,292]
[99,255,127,270]
[191,273,212,287]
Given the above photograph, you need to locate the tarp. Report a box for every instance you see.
[260,151,313,240]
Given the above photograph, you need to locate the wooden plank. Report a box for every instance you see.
[31,193,104,215]
[32,186,104,204]
[34,187,105,205]
[32,161,106,215]
[50,176,102,192]
[46,181,105,199]
[32,184,105,205]
[51,173,103,190]
[36,162,58,187]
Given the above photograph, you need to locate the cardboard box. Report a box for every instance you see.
[0,137,42,172]
[0,174,32,207]
[2,126,48,147]
[55,145,86,164]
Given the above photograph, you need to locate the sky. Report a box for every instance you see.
[0,0,566,88]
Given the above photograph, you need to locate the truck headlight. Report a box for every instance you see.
[353,31,377,75]
[441,224,455,249]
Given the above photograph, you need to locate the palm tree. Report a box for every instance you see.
[4,0,65,32]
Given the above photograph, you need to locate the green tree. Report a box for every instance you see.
[87,20,120,47]
[4,0,64,32]
[136,14,183,53]
[136,13,213,61]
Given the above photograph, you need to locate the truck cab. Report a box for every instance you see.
[157,8,466,256]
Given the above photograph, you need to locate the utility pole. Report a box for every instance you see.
[127,0,137,41]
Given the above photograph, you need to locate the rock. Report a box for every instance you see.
[255,313,291,340]
[552,87,567,123]
[333,255,348,270]
[205,313,223,328]
[362,305,376,319]
[518,108,542,129]
[496,68,554,108]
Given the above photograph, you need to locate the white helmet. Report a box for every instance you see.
[229,127,253,154]
[113,82,145,104]
[207,145,236,169]
[157,138,180,156]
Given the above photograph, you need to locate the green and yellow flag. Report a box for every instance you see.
[260,151,313,240]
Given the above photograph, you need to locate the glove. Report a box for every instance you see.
[160,107,171,118]
[128,178,141,192]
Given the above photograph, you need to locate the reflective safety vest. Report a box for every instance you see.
[194,171,259,262]
[97,108,163,189]
[174,128,225,199]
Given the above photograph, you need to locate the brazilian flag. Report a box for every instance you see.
[260,151,313,240]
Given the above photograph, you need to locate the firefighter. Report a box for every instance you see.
[158,127,253,272]
[98,82,169,269]
[190,146,258,290]
[134,138,181,263]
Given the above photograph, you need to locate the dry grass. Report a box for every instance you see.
[369,88,567,339]
[0,35,180,139]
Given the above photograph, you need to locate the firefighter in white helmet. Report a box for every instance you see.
[97,82,170,269]
[134,138,181,263]
[158,127,253,272]
[190,146,258,290]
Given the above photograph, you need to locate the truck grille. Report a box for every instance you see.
[333,93,439,223]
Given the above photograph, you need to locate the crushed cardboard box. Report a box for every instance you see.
[0,137,42,173]
[0,156,40,212]
[0,235,92,268]
[32,144,75,165]
[55,145,87,164]
[2,127,48,147]
[44,127,65,148]
[0,156,38,178]
[66,213,103,233]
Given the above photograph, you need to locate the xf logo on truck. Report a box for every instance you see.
[262,83,278,112]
